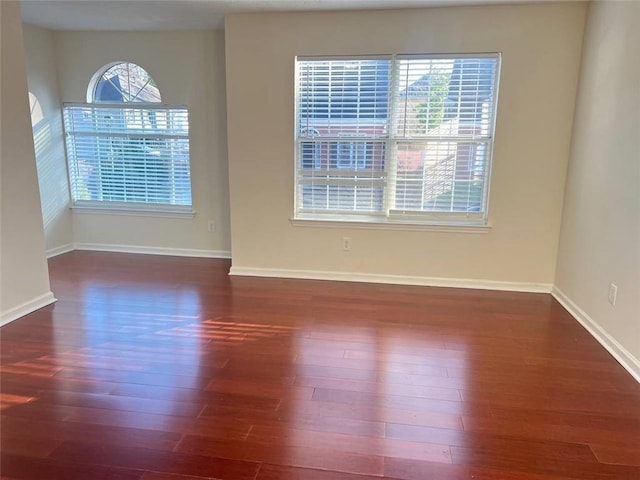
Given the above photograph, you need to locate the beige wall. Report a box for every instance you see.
[23,24,74,254]
[225,3,586,288]
[53,30,231,255]
[1,1,54,324]
[555,1,640,374]
[8,1,638,379]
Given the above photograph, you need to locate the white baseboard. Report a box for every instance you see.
[552,286,640,383]
[46,243,75,258]
[229,266,552,293]
[73,242,231,259]
[0,291,57,327]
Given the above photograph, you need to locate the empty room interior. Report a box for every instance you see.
[1,0,639,478]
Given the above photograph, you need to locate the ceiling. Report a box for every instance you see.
[20,0,570,31]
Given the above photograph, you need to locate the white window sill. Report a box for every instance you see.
[290,216,491,233]
[71,205,195,219]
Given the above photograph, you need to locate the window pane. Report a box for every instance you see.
[394,140,488,213]
[392,56,497,216]
[299,141,385,172]
[94,63,161,103]
[395,57,497,138]
[64,105,191,208]
[300,185,384,212]
[298,59,390,137]
[297,58,390,215]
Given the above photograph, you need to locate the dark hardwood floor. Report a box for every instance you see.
[1,251,639,480]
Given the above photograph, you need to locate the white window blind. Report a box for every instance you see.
[296,58,390,215]
[63,103,192,211]
[295,54,500,225]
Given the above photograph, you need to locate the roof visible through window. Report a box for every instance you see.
[93,62,161,103]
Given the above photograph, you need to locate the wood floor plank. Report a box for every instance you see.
[312,384,461,405]
[174,435,384,476]
[294,374,465,403]
[245,424,452,463]
[0,454,144,480]
[140,473,211,480]
[255,463,401,480]
[0,416,183,451]
[384,457,584,480]
[1,251,638,480]
[450,444,640,479]
[35,390,206,417]
[50,365,213,389]
[48,442,261,480]
[462,410,640,455]
[205,377,315,401]
[589,443,640,467]
[273,396,477,428]
[0,436,62,459]
[256,414,386,437]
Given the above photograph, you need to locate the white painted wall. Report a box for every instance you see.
[1,1,55,324]
[22,24,74,255]
[224,3,586,289]
[554,1,640,378]
[53,30,231,255]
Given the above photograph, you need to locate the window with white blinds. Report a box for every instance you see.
[63,103,192,211]
[295,54,500,225]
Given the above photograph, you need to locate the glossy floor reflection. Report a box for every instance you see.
[1,251,639,480]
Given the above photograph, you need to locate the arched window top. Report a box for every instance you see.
[90,62,161,103]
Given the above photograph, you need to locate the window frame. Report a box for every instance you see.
[293,53,501,229]
[63,101,193,215]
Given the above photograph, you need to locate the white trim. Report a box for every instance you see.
[73,243,231,259]
[66,102,188,110]
[71,206,196,219]
[552,286,640,384]
[46,243,75,258]
[229,266,551,293]
[1,291,57,327]
[290,217,491,233]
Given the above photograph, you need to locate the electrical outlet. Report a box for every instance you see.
[342,237,351,251]
[608,283,618,306]
[208,220,215,233]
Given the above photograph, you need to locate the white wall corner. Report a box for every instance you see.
[0,291,57,327]
[229,266,552,293]
[73,243,232,259]
[552,286,640,383]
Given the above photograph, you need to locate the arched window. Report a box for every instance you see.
[63,62,192,212]
[91,62,161,103]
